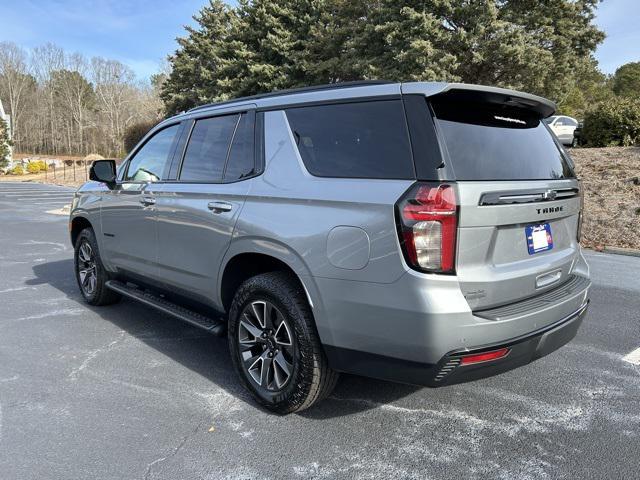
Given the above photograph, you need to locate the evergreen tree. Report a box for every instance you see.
[162,0,606,114]
[161,0,238,113]
[612,62,640,98]
[557,57,613,118]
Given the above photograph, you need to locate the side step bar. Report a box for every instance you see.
[105,280,226,336]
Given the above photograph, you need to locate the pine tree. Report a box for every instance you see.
[613,62,640,98]
[162,0,606,113]
[161,0,238,114]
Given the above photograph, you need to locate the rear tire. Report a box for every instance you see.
[228,272,338,413]
[74,228,121,306]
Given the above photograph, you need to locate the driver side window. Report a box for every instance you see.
[125,124,180,182]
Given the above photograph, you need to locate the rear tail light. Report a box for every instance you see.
[396,183,458,273]
[459,347,510,366]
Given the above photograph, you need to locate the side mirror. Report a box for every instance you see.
[89,159,117,185]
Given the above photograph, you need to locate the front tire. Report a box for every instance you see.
[228,272,338,413]
[74,228,121,306]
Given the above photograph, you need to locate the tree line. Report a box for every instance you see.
[3,0,639,157]
[161,0,607,117]
[0,42,163,157]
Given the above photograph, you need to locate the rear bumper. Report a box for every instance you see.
[325,300,588,387]
[428,300,588,386]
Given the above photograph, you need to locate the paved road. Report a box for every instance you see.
[0,181,638,479]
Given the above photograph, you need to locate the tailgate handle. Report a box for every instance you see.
[536,270,562,289]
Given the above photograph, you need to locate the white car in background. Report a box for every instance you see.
[544,115,579,146]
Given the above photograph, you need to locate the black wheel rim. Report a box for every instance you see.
[77,241,97,296]
[238,300,295,391]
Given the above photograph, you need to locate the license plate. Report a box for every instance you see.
[526,223,553,255]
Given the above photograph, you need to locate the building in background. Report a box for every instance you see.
[0,99,13,169]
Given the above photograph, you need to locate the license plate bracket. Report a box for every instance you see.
[526,223,553,255]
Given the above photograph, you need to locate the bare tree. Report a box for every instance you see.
[0,42,35,150]
[31,43,64,154]
[2,42,163,158]
[91,57,138,155]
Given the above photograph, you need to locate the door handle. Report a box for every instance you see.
[139,196,156,206]
[207,201,232,213]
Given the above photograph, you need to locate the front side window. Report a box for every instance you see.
[285,100,414,179]
[125,124,180,182]
[180,115,239,182]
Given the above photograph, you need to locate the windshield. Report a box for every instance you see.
[543,116,557,124]
[431,101,574,181]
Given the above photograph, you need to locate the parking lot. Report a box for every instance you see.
[0,181,638,479]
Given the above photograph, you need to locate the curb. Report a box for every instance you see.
[602,246,640,258]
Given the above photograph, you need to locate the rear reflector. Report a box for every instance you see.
[459,347,510,366]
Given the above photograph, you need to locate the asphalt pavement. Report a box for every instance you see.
[0,181,638,479]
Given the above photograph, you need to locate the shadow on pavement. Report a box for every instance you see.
[30,258,421,418]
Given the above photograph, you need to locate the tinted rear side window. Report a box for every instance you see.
[180,114,238,182]
[286,100,414,179]
[224,113,255,181]
[432,100,574,181]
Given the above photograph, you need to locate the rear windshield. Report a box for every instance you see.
[431,100,574,181]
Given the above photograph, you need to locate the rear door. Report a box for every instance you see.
[153,110,256,304]
[429,95,581,310]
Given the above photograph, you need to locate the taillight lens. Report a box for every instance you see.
[396,183,458,273]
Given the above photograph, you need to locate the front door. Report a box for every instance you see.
[154,111,256,305]
[101,123,182,279]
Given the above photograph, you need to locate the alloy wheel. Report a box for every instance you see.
[238,300,295,391]
[77,241,97,296]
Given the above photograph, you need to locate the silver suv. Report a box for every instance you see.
[70,82,591,413]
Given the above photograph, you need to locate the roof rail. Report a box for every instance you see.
[187,80,393,113]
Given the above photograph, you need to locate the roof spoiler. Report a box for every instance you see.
[401,82,556,118]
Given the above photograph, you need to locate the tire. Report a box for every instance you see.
[571,136,579,148]
[74,228,121,306]
[228,272,339,413]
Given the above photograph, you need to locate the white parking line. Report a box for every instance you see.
[3,193,73,197]
[9,198,73,203]
[0,189,72,193]
[622,348,640,365]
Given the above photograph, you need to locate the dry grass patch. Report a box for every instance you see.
[571,147,640,250]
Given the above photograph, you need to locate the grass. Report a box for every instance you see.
[571,147,640,251]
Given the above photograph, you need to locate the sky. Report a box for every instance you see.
[0,0,638,81]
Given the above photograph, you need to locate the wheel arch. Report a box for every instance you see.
[218,238,319,316]
[70,215,93,246]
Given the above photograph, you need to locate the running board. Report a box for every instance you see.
[105,280,226,336]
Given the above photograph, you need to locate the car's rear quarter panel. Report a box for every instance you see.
[230,110,415,348]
